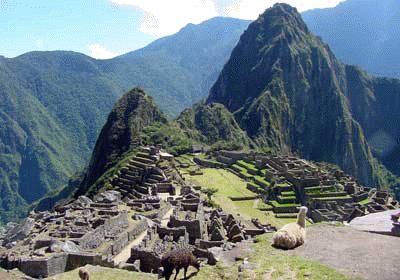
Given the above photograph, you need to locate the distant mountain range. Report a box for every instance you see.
[302,0,400,78]
[0,17,249,223]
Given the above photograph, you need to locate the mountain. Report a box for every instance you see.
[207,3,400,187]
[0,17,249,224]
[176,103,252,150]
[79,88,168,194]
[78,88,254,196]
[302,0,400,78]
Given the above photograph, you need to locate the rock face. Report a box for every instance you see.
[206,3,400,186]
[79,88,167,194]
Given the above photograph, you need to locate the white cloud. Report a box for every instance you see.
[111,0,218,37]
[36,39,44,49]
[88,44,120,59]
[111,0,346,36]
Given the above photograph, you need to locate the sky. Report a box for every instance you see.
[0,0,346,59]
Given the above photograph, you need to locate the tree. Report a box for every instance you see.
[201,188,218,200]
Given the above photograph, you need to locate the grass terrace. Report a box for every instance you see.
[182,168,294,227]
[236,159,259,174]
[358,198,371,205]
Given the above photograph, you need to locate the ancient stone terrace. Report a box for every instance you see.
[111,146,176,200]
[209,150,399,222]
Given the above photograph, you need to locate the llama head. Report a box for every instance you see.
[299,206,308,214]
[157,267,165,278]
[193,259,201,270]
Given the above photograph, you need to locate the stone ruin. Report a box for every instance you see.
[129,189,268,272]
[0,146,270,278]
[0,190,150,278]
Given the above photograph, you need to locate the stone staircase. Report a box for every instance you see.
[111,149,173,198]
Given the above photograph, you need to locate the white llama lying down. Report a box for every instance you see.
[272,206,308,249]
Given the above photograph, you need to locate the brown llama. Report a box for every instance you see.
[159,249,200,280]
[78,267,90,280]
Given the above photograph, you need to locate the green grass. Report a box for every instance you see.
[48,265,156,280]
[47,235,358,280]
[237,160,259,173]
[358,198,371,205]
[313,196,352,201]
[246,234,358,280]
[270,200,300,208]
[253,175,270,188]
[281,191,295,196]
[231,164,253,178]
[183,168,293,227]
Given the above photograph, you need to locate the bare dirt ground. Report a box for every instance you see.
[290,224,400,280]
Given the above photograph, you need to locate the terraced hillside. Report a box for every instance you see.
[180,150,398,225]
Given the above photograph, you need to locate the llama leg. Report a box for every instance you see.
[174,268,180,280]
[184,266,188,279]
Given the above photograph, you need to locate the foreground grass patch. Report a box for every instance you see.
[246,234,357,280]
[48,265,156,280]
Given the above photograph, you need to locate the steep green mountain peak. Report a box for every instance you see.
[79,87,167,194]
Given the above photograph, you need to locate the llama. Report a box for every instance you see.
[78,267,90,280]
[272,206,307,249]
[159,249,200,280]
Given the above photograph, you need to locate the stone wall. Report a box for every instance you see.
[79,211,128,250]
[19,253,68,278]
[169,216,202,243]
[128,220,148,241]
[66,252,113,271]
[130,249,161,273]
[219,151,249,160]
[157,226,188,243]
[193,157,224,168]
[111,232,129,255]
[229,196,258,201]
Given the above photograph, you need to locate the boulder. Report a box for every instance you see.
[46,240,80,253]
[74,196,93,207]
[94,191,121,203]
[2,218,35,246]
[207,247,223,265]
[119,262,140,272]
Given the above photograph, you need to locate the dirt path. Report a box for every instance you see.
[113,229,148,265]
[253,199,259,209]
[161,208,174,227]
[290,224,400,280]
[113,207,175,265]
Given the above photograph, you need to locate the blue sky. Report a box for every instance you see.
[0,0,345,59]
